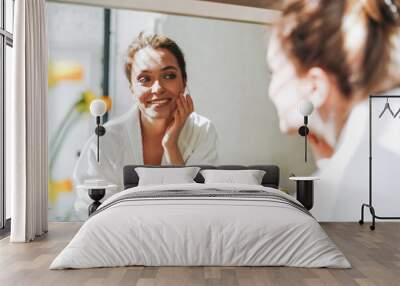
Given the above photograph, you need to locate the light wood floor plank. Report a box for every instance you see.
[0,222,399,286]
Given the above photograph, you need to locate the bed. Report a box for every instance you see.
[50,165,350,269]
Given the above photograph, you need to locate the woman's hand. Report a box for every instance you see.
[308,132,334,161]
[162,92,194,164]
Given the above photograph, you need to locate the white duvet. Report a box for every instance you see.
[50,183,350,269]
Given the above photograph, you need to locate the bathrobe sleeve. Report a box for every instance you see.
[184,120,219,165]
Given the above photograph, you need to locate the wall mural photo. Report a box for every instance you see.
[48,1,400,223]
[47,2,312,221]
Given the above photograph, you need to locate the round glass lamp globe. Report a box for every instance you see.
[90,99,107,117]
[298,100,314,116]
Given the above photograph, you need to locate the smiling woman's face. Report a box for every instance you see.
[130,47,185,120]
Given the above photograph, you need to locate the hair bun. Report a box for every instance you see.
[362,0,400,27]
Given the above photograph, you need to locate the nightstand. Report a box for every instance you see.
[289,176,319,210]
[77,181,117,216]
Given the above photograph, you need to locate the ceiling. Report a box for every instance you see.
[199,0,285,10]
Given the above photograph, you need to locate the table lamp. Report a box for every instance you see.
[89,99,107,162]
[298,99,314,162]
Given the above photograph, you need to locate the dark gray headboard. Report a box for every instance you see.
[123,165,280,189]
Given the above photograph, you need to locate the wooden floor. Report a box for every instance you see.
[0,222,399,286]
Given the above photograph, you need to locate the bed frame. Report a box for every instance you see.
[123,165,280,190]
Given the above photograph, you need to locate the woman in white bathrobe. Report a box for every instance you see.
[267,0,400,221]
[73,33,218,219]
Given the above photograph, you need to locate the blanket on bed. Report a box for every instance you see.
[50,183,350,269]
[91,188,312,218]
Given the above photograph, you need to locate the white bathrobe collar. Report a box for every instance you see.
[124,104,197,165]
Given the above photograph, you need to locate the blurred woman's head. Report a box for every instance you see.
[268,0,400,144]
[125,32,187,120]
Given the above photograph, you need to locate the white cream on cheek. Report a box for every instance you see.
[134,47,163,71]
[267,38,310,133]
[134,85,151,107]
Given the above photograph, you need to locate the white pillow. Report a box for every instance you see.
[200,169,266,185]
[135,167,201,186]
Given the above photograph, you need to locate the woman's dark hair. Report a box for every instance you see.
[124,32,187,84]
[276,0,400,98]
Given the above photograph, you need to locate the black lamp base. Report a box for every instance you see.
[88,188,106,216]
[298,125,309,136]
[95,125,106,136]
